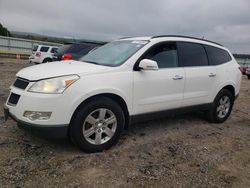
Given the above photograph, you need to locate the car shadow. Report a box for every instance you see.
[14,111,208,153]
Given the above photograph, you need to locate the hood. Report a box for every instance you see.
[17,60,110,80]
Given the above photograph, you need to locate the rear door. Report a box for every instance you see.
[133,42,185,114]
[177,42,217,106]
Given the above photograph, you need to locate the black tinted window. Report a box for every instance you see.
[205,45,232,65]
[69,44,89,53]
[32,45,38,51]
[144,43,178,68]
[56,45,71,55]
[51,47,58,53]
[77,47,92,55]
[40,46,49,52]
[178,42,208,67]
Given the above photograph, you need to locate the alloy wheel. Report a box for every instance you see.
[82,108,117,145]
[216,96,230,119]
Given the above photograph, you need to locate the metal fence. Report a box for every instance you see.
[0,36,62,55]
[236,58,250,65]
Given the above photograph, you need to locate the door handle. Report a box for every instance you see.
[208,73,216,77]
[172,75,184,80]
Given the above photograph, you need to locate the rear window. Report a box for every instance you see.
[177,42,208,67]
[56,45,71,55]
[32,45,38,51]
[68,44,89,53]
[56,43,103,55]
[205,45,232,65]
[40,46,49,52]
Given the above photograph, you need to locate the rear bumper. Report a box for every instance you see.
[4,105,68,139]
[29,57,42,64]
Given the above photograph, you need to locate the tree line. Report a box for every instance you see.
[0,23,11,37]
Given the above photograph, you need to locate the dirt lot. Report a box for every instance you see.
[0,59,249,188]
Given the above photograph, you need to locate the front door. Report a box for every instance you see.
[133,42,185,115]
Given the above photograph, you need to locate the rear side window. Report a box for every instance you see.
[143,43,178,68]
[178,42,208,67]
[205,45,232,65]
[51,47,58,53]
[40,46,49,52]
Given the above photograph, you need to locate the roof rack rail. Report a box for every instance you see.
[151,35,223,46]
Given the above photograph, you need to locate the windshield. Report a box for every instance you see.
[80,40,148,66]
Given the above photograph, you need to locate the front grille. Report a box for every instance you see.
[8,93,20,105]
[13,77,29,90]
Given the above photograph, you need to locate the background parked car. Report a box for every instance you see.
[238,62,249,75]
[29,45,59,64]
[246,67,250,79]
[53,41,106,61]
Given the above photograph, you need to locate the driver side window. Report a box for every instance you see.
[144,43,178,68]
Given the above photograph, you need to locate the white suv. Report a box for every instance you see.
[4,36,242,152]
[29,45,58,64]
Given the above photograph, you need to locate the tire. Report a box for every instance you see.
[42,58,52,63]
[207,89,234,123]
[247,75,250,79]
[69,97,125,153]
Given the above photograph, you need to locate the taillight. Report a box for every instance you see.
[35,52,41,57]
[239,67,244,74]
[62,54,73,60]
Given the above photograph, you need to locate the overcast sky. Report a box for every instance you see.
[0,0,249,53]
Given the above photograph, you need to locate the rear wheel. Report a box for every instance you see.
[69,97,125,153]
[207,89,234,123]
[42,58,52,63]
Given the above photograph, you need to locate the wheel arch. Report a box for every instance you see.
[215,84,236,101]
[222,85,235,98]
[42,57,52,63]
[70,93,130,130]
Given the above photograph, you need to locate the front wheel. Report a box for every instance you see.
[207,89,234,123]
[69,97,125,153]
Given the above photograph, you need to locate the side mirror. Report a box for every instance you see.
[138,59,158,71]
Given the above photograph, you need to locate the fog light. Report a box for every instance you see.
[23,111,52,121]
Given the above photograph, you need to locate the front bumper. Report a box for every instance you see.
[4,82,86,138]
[5,84,77,125]
[4,105,68,138]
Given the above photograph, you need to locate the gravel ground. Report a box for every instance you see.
[0,59,249,188]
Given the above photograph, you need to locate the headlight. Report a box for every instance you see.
[28,75,79,94]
